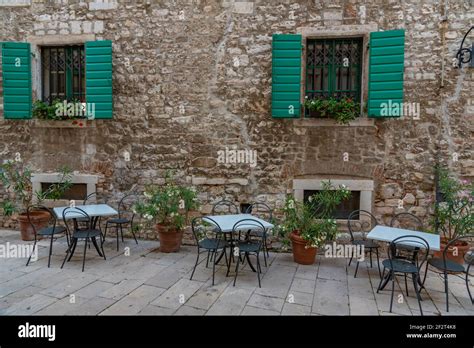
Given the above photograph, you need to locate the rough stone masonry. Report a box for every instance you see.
[0,0,472,243]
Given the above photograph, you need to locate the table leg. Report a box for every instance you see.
[245,253,257,273]
[91,237,103,257]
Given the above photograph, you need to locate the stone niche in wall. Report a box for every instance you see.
[31,172,99,206]
[293,177,374,225]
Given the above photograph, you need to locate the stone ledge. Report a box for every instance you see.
[294,117,375,128]
[30,119,97,128]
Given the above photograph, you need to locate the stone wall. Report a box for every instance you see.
[0,0,472,242]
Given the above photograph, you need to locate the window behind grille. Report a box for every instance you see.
[41,45,85,104]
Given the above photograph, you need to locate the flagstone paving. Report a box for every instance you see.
[0,229,473,316]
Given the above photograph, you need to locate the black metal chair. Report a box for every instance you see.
[77,191,106,242]
[347,210,381,278]
[231,218,265,288]
[61,207,106,272]
[377,235,429,315]
[26,205,67,268]
[244,202,273,267]
[390,212,425,264]
[390,212,424,231]
[189,217,229,286]
[211,199,239,215]
[103,192,139,251]
[424,234,474,312]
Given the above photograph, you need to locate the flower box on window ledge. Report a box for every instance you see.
[303,96,360,125]
[31,100,96,128]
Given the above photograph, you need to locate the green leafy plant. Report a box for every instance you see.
[0,158,72,216]
[277,181,351,248]
[303,96,360,125]
[431,167,473,240]
[133,172,200,231]
[32,99,87,120]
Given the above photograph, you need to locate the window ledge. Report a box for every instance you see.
[30,119,96,128]
[293,117,375,127]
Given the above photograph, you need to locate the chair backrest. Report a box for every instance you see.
[191,216,223,244]
[211,199,239,215]
[347,210,378,241]
[117,192,139,220]
[442,234,474,268]
[26,205,56,236]
[390,212,424,231]
[232,218,266,248]
[82,191,108,205]
[62,207,91,236]
[245,202,273,221]
[388,235,429,271]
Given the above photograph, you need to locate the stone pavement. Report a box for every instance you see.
[0,229,473,316]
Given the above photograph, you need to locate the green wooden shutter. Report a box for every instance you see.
[271,34,301,118]
[367,29,405,118]
[85,40,113,119]
[1,42,31,119]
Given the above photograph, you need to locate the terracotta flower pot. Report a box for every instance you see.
[434,237,470,265]
[17,211,50,241]
[290,231,317,265]
[156,224,184,253]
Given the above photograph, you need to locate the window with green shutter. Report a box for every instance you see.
[85,40,113,119]
[271,34,302,118]
[1,42,32,119]
[305,38,363,118]
[367,29,405,118]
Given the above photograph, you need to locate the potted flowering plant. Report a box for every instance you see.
[278,181,351,264]
[134,174,199,253]
[303,96,359,125]
[0,158,72,240]
[431,167,473,264]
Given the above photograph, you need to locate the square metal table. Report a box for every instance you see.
[204,214,274,274]
[367,225,440,251]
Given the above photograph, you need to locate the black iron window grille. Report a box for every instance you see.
[305,38,363,102]
[41,45,85,104]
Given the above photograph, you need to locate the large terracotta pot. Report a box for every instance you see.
[17,211,50,241]
[434,237,470,265]
[290,231,317,265]
[156,224,184,253]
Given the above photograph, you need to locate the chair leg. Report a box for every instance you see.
[190,248,200,281]
[120,224,124,242]
[131,224,138,245]
[375,248,381,278]
[262,242,267,267]
[377,267,386,293]
[82,238,88,272]
[212,249,217,286]
[233,253,241,286]
[116,225,119,252]
[412,273,423,316]
[466,265,473,304]
[61,238,75,269]
[421,260,429,287]
[206,250,210,268]
[404,274,409,297]
[348,247,353,267]
[47,233,55,268]
[26,239,38,267]
[103,223,108,246]
[256,252,261,288]
[389,271,395,313]
[354,260,360,278]
[369,249,373,268]
[67,238,77,261]
[444,271,449,312]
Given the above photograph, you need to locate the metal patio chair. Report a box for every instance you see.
[244,202,273,267]
[189,217,228,286]
[211,199,239,215]
[26,205,67,268]
[347,210,381,278]
[377,235,429,315]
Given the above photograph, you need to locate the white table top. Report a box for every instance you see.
[53,204,118,220]
[204,214,274,233]
[367,225,440,251]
